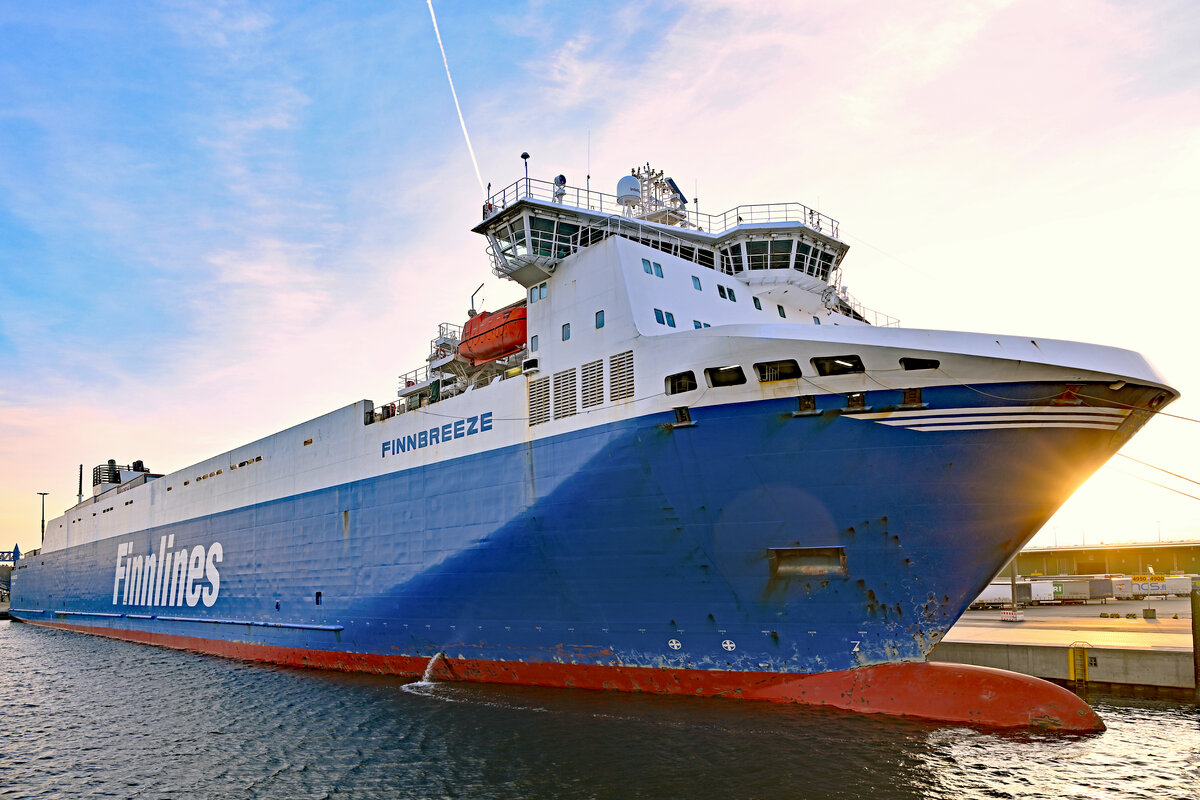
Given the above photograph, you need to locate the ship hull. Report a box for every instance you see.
[11,379,1142,731]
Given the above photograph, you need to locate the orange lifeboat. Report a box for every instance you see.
[459,307,527,366]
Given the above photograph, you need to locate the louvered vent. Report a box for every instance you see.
[609,350,634,401]
[528,376,551,426]
[581,359,604,408]
[553,368,578,419]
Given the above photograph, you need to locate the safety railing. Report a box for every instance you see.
[481,178,840,239]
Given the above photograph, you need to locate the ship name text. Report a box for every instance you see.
[381,412,493,459]
[112,536,223,608]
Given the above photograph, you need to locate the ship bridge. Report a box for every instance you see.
[472,164,853,301]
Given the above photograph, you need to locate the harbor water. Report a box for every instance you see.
[1,620,1197,799]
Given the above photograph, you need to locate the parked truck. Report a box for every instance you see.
[971,582,1032,608]
[1112,574,1194,599]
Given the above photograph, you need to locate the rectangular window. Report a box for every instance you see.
[562,323,571,341]
[653,262,663,278]
[692,276,702,291]
[530,334,539,352]
[705,365,747,387]
[665,371,698,395]
[768,546,847,577]
[718,285,727,299]
[900,357,940,371]
[753,297,762,310]
[846,392,867,410]
[812,355,866,376]
[643,258,653,274]
[747,240,769,270]
[778,305,787,318]
[754,359,802,382]
[770,239,793,269]
[539,283,547,300]
[654,308,665,325]
[902,388,923,407]
[595,309,605,329]
[664,312,676,327]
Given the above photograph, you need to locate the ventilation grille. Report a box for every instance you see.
[581,359,604,408]
[609,350,634,401]
[528,377,551,426]
[553,368,578,419]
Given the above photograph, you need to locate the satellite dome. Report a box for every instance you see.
[616,175,641,206]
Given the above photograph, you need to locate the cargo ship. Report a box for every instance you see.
[11,164,1177,730]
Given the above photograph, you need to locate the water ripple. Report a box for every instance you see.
[2,621,1197,799]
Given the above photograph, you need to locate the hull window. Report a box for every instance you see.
[811,355,865,376]
[768,547,847,578]
[666,371,698,395]
[754,359,801,382]
[705,365,746,388]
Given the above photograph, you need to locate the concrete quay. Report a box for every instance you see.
[931,596,1196,693]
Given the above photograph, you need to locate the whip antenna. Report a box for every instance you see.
[427,1,485,193]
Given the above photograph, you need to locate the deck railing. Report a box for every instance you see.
[482,177,839,239]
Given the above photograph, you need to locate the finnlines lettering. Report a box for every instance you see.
[381,411,493,458]
[112,535,223,608]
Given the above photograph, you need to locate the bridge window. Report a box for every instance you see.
[530,216,577,259]
[654,308,665,325]
[748,241,769,270]
[778,305,787,318]
[692,276,702,291]
[720,243,743,274]
[753,297,762,310]
[771,240,793,269]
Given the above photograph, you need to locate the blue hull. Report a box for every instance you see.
[11,382,1125,675]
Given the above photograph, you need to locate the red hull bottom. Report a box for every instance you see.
[22,619,1104,732]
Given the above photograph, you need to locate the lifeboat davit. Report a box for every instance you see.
[459,307,527,366]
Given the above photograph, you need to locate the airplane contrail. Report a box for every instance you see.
[427,0,486,194]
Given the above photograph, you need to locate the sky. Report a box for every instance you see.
[1,0,1198,558]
